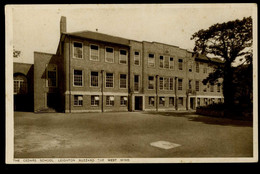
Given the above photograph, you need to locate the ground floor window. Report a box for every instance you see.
[204,98,208,105]
[120,96,128,106]
[197,98,200,106]
[169,97,174,106]
[149,96,155,106]
[178,97,183,106]
[218,98,221,103]
[106,96,114,106]
[159,97,165,106]
[74,95,83,106]
[91,95,99,106]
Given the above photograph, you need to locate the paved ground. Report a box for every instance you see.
[14,111,253,158]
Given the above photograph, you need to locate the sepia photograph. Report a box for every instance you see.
[5,4,258,163]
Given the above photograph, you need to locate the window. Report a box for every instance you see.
[120,74,127,89]
[203,64,207,73]
[106,96,114,106]
[148,54,155,67]
[159,77,164,90]
[197,98,200,106]
[188,62,192,72]
[164,56,169,69]
[196,80,200,92]
[217,83,221,92]
[169,97,174,106]
[164,78,169,90]
[90,45,99,61]
[148,76,155,90]
[119,50,127,64]
[14,79,27,94]
[210,83,214,92]
[178,79,183,90]
[178,97,183,106]
[106,73,114,88]
[196,62,199,73]
[134,51,140,65]
[169,57,174,69]
[169,78,173,90]
[203,84,207,92]
[159,97,165,106]
[91,72,98,87]
[73,70,83,86]
[120,96,128,106]
[91,95,99,106]
[149,96,155,106]
[47,64,57,87]
[105,47,114,63]
[218,98,222,103]
[204,98,208,105]
[188,80,192,90]
[134,75,139,91]
[178,59,183,70]
[159,56,164,68]
[73,42,83,59]
[74,95,83,106]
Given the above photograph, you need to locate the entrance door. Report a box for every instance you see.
[47,93,58,109]
[135,96,142,111]
[190,98,194,110]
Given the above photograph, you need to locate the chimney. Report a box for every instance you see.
[60,16,67,33]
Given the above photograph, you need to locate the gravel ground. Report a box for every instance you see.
[14,111,253,158]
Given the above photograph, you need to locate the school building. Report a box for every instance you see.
[13,16,224,113]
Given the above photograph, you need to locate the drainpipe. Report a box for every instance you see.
[101,70,104,112]
[175,77,178,111]
[69,36,71,113]
[156,75,159,111]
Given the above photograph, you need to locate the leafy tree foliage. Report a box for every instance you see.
[191,17,252,107]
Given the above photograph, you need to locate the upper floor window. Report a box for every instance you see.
[178,59,183,70]
[73,70,83,87]
[169,78,173,90]
[73,42,83,59]
[14,74,27,95]
[119,50,127,64]
[148,53,155,67]
[164,78,169,90]
[188,80,192,90]
[105,47,114,63]
[178,79,183,90]
[217,83,221,92]
[196,80,200,92]
[148,76,155,90]
[47,64,57,87]
[90,45,99,61]
[164,56,170,69]
[134,51,140,65]
[159,56,164,68]
[196,62,200,73]
[91,72,99,87]
[188,62,192,72]
[120,74,127,89]
[106,73,114,88]
[210,83,214,92]
[169,57,174,69]
[159,77,164,90]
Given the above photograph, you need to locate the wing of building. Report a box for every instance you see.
[13,16,224,113]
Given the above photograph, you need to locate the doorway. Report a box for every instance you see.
[190,97,195,110]
[135,96,143,111]
[47,93,58,109]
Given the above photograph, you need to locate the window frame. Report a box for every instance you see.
[195,80,200,92]
[148,96,155,106]
[134,51,141,66]
[72,41,83,59]
[105,46,114,63]
[74,95,83,106]
[178,59,183,70]
[120,96,128,106]
[119,74,127,89]
[178,78,183,91]
[91,95,100,106]
[159,96,165,106]
[73,69,83,87]
[148,53,155,68]
[90,71,99,87]
[119,49,128,65]
[105,72,114,88]
[133,74,140,92]
[148,76,155,90]
[90,44,99,61]
[46,64,58,88]
[169,57,174,69]
[106,96,115,106]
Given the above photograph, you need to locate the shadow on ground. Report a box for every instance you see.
[142,111,253,127]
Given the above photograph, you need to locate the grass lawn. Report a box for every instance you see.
[14,111,253,158]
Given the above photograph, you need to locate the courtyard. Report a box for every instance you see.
[14,111,253,158]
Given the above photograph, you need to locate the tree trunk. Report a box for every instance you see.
[222,63,235,110]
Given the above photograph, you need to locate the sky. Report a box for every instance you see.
[10,4,255,64]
